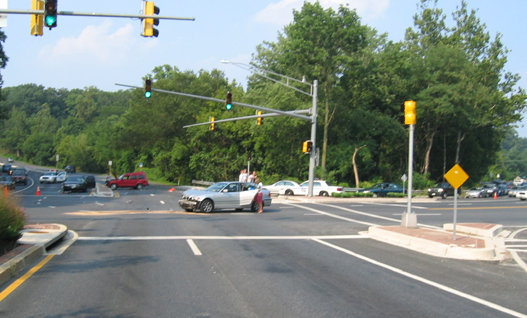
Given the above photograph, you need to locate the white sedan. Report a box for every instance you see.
[55,171,67,183]
[518,190,527,201]
[39,171,59,183]
[263,180,304,196]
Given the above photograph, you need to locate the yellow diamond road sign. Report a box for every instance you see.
[444,164,469,189]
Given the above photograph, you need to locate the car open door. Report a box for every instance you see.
[85,175,96,189]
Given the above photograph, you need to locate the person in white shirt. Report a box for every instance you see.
[239,169,247,182]
[247,171,256,183]
[255,177,264,213]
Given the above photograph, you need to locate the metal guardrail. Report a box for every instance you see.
[192,180,215,186]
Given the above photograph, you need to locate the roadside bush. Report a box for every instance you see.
[333,192,375,198]
[0,190,27,243]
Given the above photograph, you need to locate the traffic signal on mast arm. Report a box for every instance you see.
[226,92,232,110]
[210,116,215,131]
[302,141,313,154]
[404,100,416,125]
[43,0,57,29]
[256,111,263,125]
[145,79,152,98]
[143,1,160,37]
[31,0,44,36]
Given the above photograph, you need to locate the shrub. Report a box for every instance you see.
[333,192,375,198]
[0,190,27,243]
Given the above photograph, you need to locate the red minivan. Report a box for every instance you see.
[107,171,149,190]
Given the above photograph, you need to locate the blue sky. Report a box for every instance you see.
[2,0,527,136]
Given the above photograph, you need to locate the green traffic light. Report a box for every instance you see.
[226,103,232,110]
[45,15,56,26]
[145,91,152,98]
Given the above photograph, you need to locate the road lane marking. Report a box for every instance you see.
[77,235,367,241]
[186,239,202,255]
[313,239,527,318]
[304,203,441,230]
[429,206,527,210]
[285,204,379,226]
[360,202,429,209]
[392,213,442,216]
[0,255,54,302]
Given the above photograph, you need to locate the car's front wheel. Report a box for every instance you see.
[200,199,214,213]
[137,183,143,190]
[110,184,117,190]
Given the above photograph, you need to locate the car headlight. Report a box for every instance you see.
[427,188,431,192]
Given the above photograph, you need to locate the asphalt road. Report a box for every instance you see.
[1,164,527,317]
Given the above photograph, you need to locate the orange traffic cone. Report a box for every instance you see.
[36,186,41,196]
[168,187,175,192]
[494,192,498,199]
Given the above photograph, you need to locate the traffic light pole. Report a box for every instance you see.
[307,80,318,197]
[0,9,194,21]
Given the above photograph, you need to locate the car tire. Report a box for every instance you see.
[320,191,329,197]
[200,199,214,213]
[137,183,143,190]
[442,192,447,199]
[185,209,193,212]
[285,189,294,196]
[110,184,117,190]
[251,201,259,212]
[428,195,433,198]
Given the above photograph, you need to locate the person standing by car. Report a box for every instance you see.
[248,171,256,183]
[255,177,264,213]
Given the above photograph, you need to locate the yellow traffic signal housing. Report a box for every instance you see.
[31,0,44,36]
[302,141,313,154]
[210,117,215,131]
[143,1,160,37]
[404,100,416,125]
[256,111,263,125]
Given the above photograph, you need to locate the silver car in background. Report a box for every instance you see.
[178,181,272,213]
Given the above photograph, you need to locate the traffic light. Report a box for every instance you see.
[256,111,263,125]
[31,0,44,36]
[210,116,215,131]
[302,141,313,154]
[143,1,160,37]
[226,92,232,110]
[404,100,416,125]
[145,79,152,98]
[44,0,57,29]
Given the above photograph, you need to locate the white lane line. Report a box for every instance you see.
[392,213,442,216]
[313,239,527,318]
[186,239,202,255]
[508,227,527,273]
[360,202,429,209]
[285,204,379,227]
[77,235,367,241]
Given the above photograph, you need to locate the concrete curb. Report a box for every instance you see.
[443,223,503,239]
[368,226,500,261]
[0,224,67,286]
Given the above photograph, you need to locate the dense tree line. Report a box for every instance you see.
[0,0,526,188]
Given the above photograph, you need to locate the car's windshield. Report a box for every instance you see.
[65,177,84,182]
[206,182,228,192]
[12,170,24,175]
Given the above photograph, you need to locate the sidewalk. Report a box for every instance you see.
[0,224,68,286]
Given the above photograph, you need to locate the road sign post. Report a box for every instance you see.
[444,164,469,240]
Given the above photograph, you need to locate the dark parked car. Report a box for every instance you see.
[11,168,28,185]
[358,183,405,197]
[64,165,77,173]
[62,175,96,193]
[2,164,12,174]
[427,182,459,199]
[0,175,16,190]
